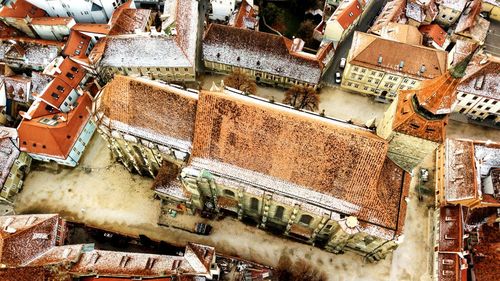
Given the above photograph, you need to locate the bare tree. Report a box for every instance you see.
[283,85,320,111]
[224,69,257,95]
[274,254,327,281]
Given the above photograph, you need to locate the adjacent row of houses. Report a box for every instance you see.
[432,138,499,281]
[0,213,221,280]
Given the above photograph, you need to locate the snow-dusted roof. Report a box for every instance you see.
[439,0,467,11]
[187,90,410,235]
[458,54,499,100]
[100,36,191,68]
[203,24,322,84]
[0,135,19,187]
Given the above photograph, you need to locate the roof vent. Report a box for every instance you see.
[419,65,426,74]
[377,55,383,64]
[256,60,260,66]
[399,61,405,69]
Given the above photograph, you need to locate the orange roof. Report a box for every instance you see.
[18,93,92,159]
[55,57,87,88]
[234,0,257,29]
[62,30,91,58]
[39,78,73,109]
[190,90,410,232]
[109,0,135,26]
[455,0,482,34]
[71,23,111,35]
[331,0,363,29]
[30,17,74,26]
[0,0,47,18]
[0,21,20,37]
[108,8,151,35]
[438,205,464,252]
[419,24,447,47]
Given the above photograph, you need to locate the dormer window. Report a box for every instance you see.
[51,92,59,99]
[256,60,260,66]
[56,85,65,92]
[66,72,74,79]
[71,66,78,72]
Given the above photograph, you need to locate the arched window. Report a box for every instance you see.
[299,214,313,226]
[250,197,259,211]
[223,189,235,197]
[274,206,285,220]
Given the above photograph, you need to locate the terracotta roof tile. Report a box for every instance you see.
[190,90,409,231]
[62,30,91,58]
[419,24,447,47]
[349,31,447,79]
[329,0,363,30]
[0,0,47,18]
[30,17,74,27]
[71,24,111,35]
[369,0,406,34]
[438,205,464,252]
[98,76,198,151]
[0,135,20,186]
[108,9,151,35]
[444,139,477,202]
[18,93,93,159]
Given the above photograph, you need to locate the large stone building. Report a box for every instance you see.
[377,55,472,172]
[342,27,447,102]
[93,75,198,176]
[203,24,334,89]
[453,53,499,126]
[155,87,411,261]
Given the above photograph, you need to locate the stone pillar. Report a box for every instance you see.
[260,193,272,228]
[237,187,244,220]
[285,204,300,235]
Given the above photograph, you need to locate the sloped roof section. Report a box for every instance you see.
[190,90,409,230]
[349,31,447,79]
[458,54,499,99]
[98,76,198,151]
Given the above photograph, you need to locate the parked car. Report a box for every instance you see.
[420,168,429,182]
[335,72,342,84]
[340,58,346,69]
[194,223,212,235]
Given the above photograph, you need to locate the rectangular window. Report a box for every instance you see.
[66,72,74,79]
[56,85,65,92]
[51,93,59,99]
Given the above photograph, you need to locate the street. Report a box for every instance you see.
[321,0,386,86]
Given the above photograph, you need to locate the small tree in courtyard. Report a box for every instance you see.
[273,254,327,281]
[224,70,257,95]
[283,85,319,111]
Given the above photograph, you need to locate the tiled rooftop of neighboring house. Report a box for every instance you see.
[233,0,258,29]
[369,0,406,34]
[473,223,500,281]
[451,39,478,66]
[0,38,63,69]
[328,0,363,29]
[189,90,410,236]
[349,31,447,79]
[109,8,151,35]
[0,0,47,18]
[419,24,447,47]
[18,93,93,159]
[380,22,423,45]
[458,54,499,99]
[0,214,60,266]
[0,21,20,37]
[203,24,324,84]
[97,76,198,152]
[444,139,477,202]
[62,30,92,58]
[71,23,111,36]
[438,205,464,252]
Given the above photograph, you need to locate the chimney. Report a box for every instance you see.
[291,38,305,52]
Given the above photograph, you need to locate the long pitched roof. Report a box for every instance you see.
[0,133,20,186]
[189,90,410,233]
[203,24,323,84]
[369,0,406,34]
[97,76,198,152]
[349,31,447,79]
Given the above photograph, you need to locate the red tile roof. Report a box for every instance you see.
[62,30,91,58]
[71,23,111,35]
[108,8,151,35]
[190,90,410,231]
[0,21,20,37]
[438,205,464,252]
[0,0,47,19]
[53,57,87,88]
[419,24,447,47]
[444,139,478,203]
[330,0,363,30]
[234,0,257,29]
[18,93,92,159]
[455,0,482,34]
[0,214,60,266]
